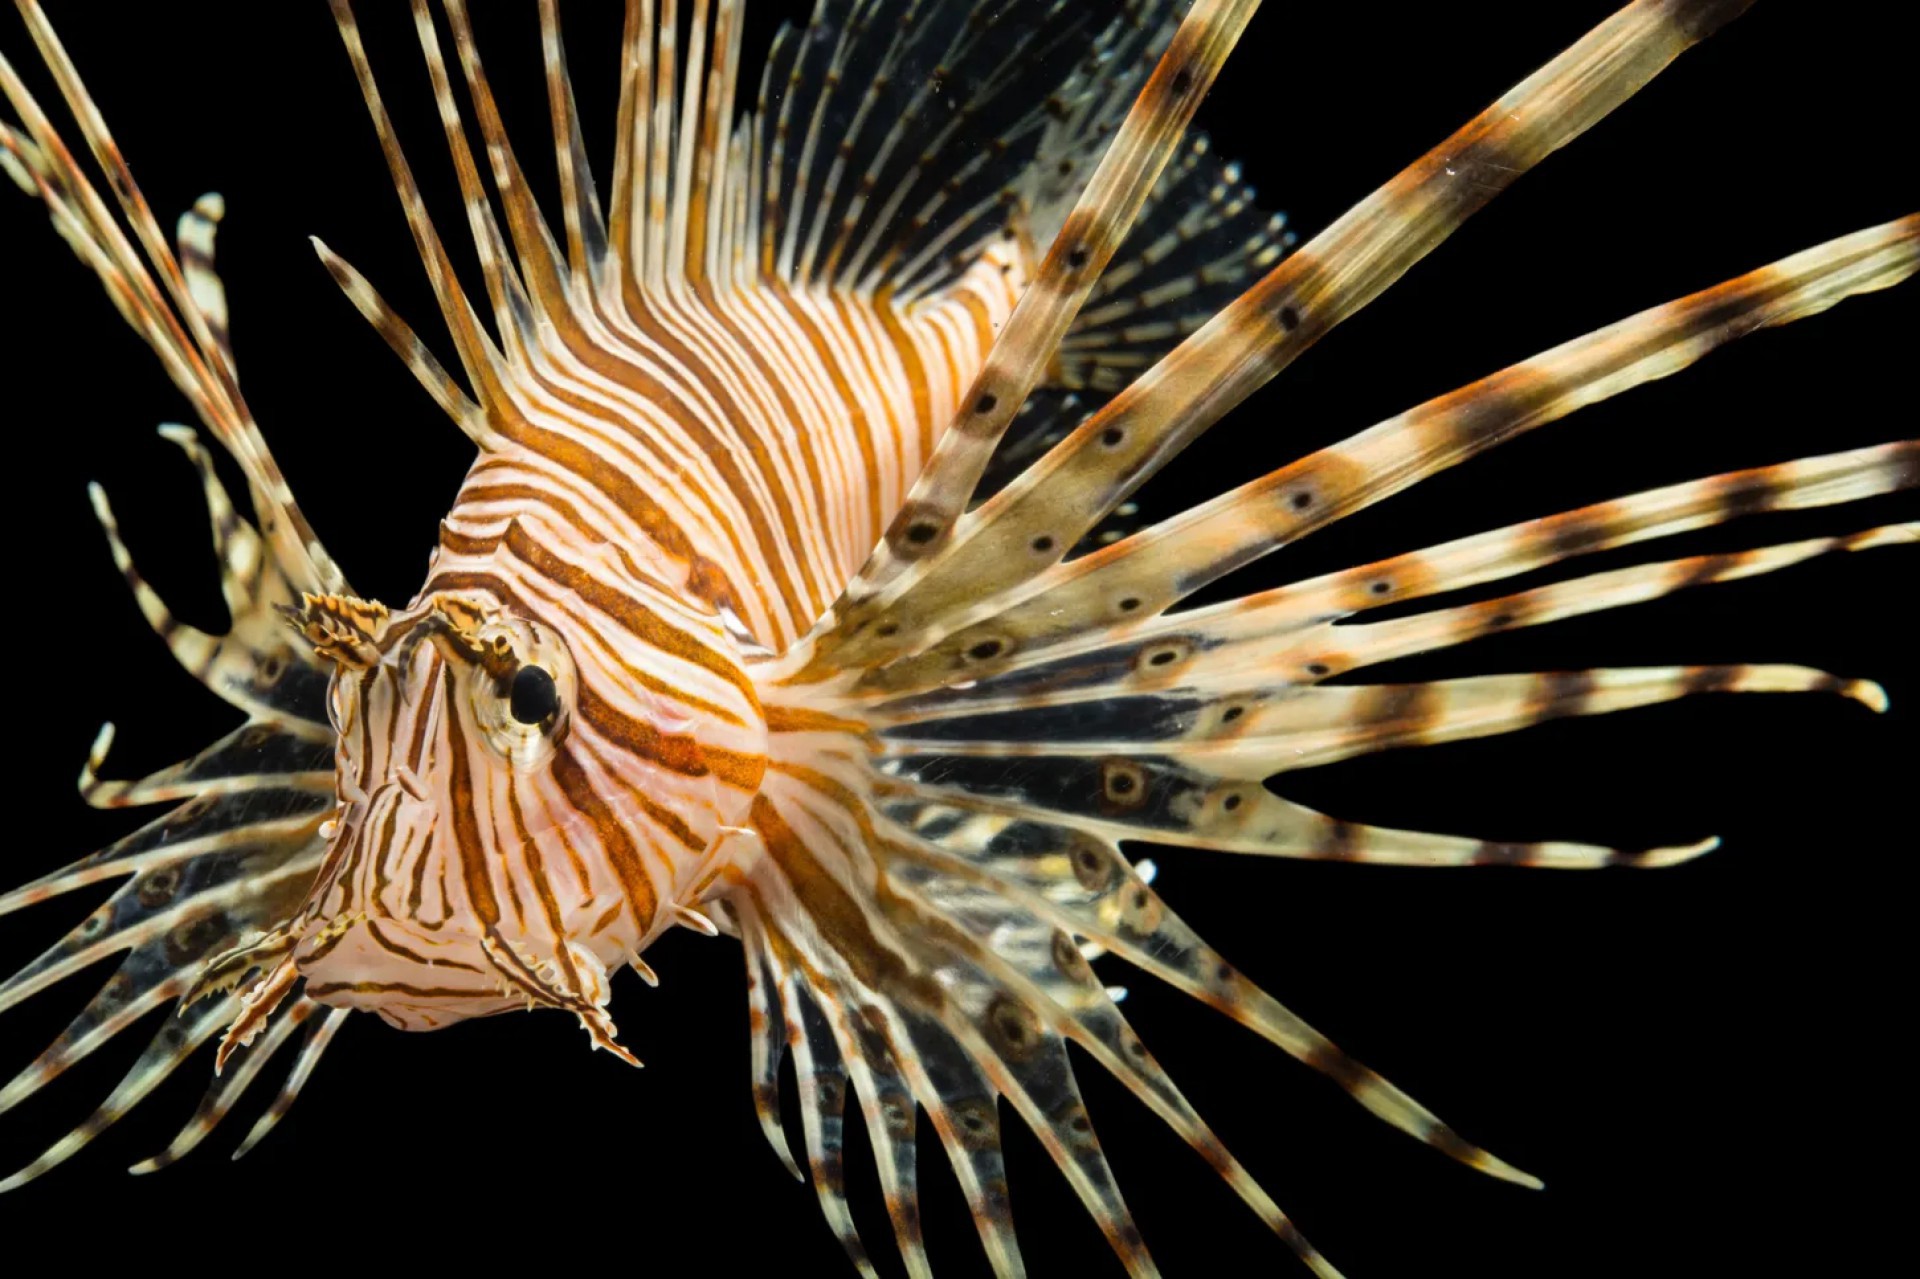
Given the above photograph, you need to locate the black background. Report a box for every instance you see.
[2,2,1914,1274]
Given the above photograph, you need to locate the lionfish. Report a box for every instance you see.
[0,0,1911,1271]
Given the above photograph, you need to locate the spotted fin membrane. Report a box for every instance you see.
[751,3,1916,1274]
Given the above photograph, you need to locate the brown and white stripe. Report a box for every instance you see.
[2,5,1913,1277]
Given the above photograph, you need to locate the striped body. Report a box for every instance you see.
[428,244,1029,649]
[291,243,1030,1033]
[2,2,1914,1274]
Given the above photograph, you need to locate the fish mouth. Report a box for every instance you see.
[193,759,650,1055]
[292,912,514,1027]
[295,802,644,1058]
[203,907,645,1057]
[299,919,642,1062]
[210,875,644,1059]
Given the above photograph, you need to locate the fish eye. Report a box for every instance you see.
[509,664,560,726]
[457,615,574,764]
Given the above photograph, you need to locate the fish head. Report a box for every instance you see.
[249,590,640,1050]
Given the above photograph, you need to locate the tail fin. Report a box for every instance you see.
[735,2,1915,1273]
[1,6,344,1187]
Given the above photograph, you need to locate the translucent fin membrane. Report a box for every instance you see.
[792,0,1769,679]
[0,93,342,1181]
[739,1,1914,1273]
[0,431,337,1181]
[814,0,1264,624]
[863,440,1917,725]
[129,996,320,1175]
[976,132,1294,506]
[739,777,1351,1278]
[851,217,1919,691]
[883,807,1542,1185]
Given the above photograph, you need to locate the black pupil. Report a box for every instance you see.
[509,665,560,725]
